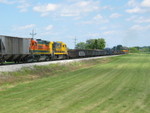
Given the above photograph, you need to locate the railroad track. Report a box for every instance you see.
[0,55,120,72]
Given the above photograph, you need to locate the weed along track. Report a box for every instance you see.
[0,54,150,113]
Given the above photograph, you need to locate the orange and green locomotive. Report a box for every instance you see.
[30,38,68,61]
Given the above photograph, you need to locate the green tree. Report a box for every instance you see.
[129,47,139,53]
[116,45,123,51]
[86,38,106,49]
[97,38,106,49]
[75,42,87,49]
[86,39,95,49]
[75,38,106,50]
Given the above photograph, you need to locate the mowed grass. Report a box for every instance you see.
[0,54,150,113]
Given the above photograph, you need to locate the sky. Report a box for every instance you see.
[0,0,150,49]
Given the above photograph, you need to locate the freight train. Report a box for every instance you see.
[0,35,127,64]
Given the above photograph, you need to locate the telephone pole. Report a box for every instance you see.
[74,36,77,49]
[30,29,37,39]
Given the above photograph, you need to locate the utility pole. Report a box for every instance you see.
[30,29,37,39]
[74,36,77,49]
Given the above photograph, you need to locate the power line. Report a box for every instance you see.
[74,36,77,49]
[30,29,37,39]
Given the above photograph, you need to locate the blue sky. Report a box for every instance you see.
[0,0,150,49]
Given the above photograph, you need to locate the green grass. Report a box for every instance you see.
[0,54,150,113]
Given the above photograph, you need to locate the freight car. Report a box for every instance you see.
[68,49,107,58]
[0,35,30,63]
[0,35,127,64]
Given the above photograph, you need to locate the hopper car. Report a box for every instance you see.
[0,35,127,64]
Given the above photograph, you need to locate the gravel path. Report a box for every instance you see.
[0,55,119,72]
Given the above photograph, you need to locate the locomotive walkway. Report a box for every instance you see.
[0,55,119,72]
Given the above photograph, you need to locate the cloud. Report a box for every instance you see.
[130,24,150,30]
[135,17,150,23]
[110,13,122,18]
[0,0,30,12]
[45,25,53,31]
[126,16,150,23]
[126,0,150,13]
[81,14,109,24]
[126,15,137,21]
[17,0,30,12]
[126,7,145,13]
[127,0,138,7]
[33,1,100,17]
[141,0,150,7]
[14,24,36,30]
[60,1,99,17]
[33,4,58,13]
[0,0,14,4]
[88,33,100,37]
[102,30,117,35]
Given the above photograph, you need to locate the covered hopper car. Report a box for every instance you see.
[0,35,30,63]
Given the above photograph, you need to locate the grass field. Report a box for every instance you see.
[0,54,150,113]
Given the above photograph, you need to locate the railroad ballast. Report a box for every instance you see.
[0,35,128,64]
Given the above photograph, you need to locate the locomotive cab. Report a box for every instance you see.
[53,41,68,59]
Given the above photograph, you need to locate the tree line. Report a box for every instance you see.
[75,38,106,49]
[129,46,150,53]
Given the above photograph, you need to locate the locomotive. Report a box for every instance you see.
[0,35,127,64]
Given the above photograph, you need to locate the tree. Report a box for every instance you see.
[86,38,106,49]
[97,38,106,49]
[75,42,87,49]
[86,39,95,49]
[129,47,139,53]
[75,38,106,50]
[116,45,123,51]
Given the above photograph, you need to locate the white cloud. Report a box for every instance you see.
[135,17,150,23]
[93,14,103,20]
[126,15,137,21]
[130,24,150,30]
[110,13,122,18]
[141,0,150,7]
[126,7,145,13]
[127,0,138,7]
[33,4,58,13]
[14,24,36,30]
[33,1,100,17]
[88,33,101,37]
[33,4,59,17]
[126,16,150,23]
[0,0,30,12]
[126,0,150,13]
[60,1,99,17]
[102,30,117,35]
[17,0,30,12]
[45,25,53,31]
[81,14,109,24]
[0,0,14,4]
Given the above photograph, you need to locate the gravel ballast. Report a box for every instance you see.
[0,55,119,72]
